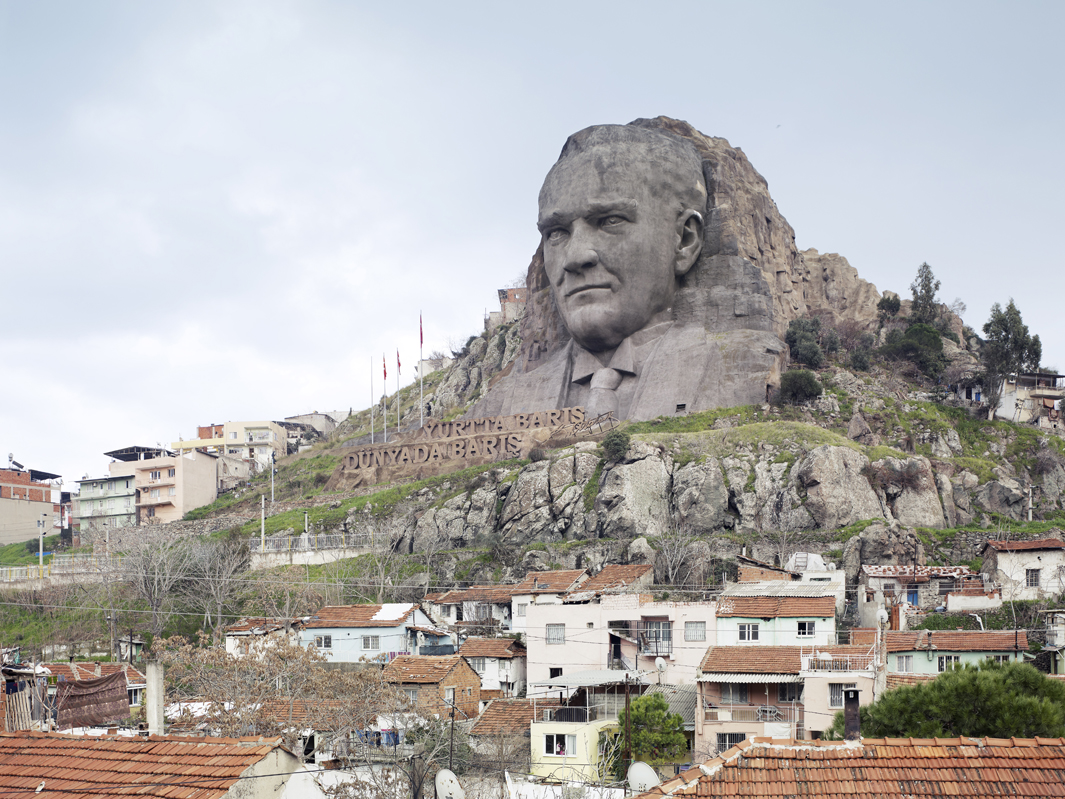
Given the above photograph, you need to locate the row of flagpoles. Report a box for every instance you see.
[370,313,425,444]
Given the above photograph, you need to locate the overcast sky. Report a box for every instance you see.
[2,1,1062,486]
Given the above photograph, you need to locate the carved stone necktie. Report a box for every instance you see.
[588,367,624,418]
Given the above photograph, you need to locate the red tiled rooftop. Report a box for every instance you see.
[575,564,653,593]
[984,537,1065,552]
[458,637,526,659]
[635,736,1065,798]
[884,629,1028,653]
[41,662,146,684]
[0,731,287,799]
[699,645,873,675]
[470,699,559,736]
[716,595,836,618]
[383,655,465,684]
[511,569,588,594]
[304,603,418,629]
[224,617,296,634]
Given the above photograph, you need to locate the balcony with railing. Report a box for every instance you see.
[608,620,673,656]
[703,704,803,724]
[800,648,875,672]
[542,705,601,724]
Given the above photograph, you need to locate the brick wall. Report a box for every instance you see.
[404,660,481,719]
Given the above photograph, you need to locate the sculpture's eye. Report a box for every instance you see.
[600,215,626,229]
[545,228,568,243]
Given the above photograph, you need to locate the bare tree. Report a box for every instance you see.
[183,536,251,643]
[121,530,196,637]
[654,522,696,587]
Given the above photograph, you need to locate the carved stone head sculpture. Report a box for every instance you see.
[537,125,708,354]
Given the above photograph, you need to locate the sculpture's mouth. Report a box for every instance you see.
[565,283,613,298]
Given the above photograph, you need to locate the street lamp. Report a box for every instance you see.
[38,512,48,575]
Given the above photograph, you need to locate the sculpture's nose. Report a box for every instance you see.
[562,220,599,273]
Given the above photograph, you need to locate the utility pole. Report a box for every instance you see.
[260,495,265,553]
[448,700,456,770]
[270,450,275,506]
[624,673,632,774]
[38,513,47,575]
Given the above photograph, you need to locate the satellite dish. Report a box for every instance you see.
[627,761,661,792]
[435,768,466,799]
[655,656,667,673]
[876,608,890,626]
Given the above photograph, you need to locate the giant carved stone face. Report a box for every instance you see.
[537,135,705,353]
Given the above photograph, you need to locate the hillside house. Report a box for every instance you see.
[982,538,1065,600]
[994,372,1064,428]
[509,569,590,640]
[382,655,480,719]
[695,645,876,755]
[0,466,61,546]
[884,630,1029,677]
[299,604,450,663]
[469,698,558,770]
[423,585,518,636]
[716,585,837,647]
[457,637,527,701]
[41,662,146,714]
[525,591,717,687]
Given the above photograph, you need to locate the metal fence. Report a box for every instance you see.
[259,533,373,552]
[0,554,124,583]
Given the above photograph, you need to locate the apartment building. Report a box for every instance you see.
[0,466,61,546]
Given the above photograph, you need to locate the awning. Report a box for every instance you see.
[531,669,652,688]
[698,673,802,683]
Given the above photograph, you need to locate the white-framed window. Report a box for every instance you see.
[897,655,913,672]
[738,623,759,642]
[716,733,746,754]
[168,487,176,496]
[938,655,960,672]
[778,684,801,702]
[149,489,160,498]
[546,624,565,644]
[720,683,748,703]
[685,621,706,642]
[445,687,455,704]
[315,635,332,649]
[545,733,576,756]
[403,688,418,703]
[797,621,816,637]
[146,508,156,518]
[167,468,176,478]
[515,603,527,617]
[229,431,238,439]
[362,636,379,650]
[468,657,485,673]
[883,582,896,596]
[829,683,856,708]
[1027,569,1041,588]
[128,687,144,707]
[149,470,161,480]
[987,654,1010,663]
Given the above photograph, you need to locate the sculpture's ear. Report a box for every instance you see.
[674,209,703,277]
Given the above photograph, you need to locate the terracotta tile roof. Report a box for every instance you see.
[575,564,653,593]
[984,537,1065,552]
[699,645,873,675]
[42,663,146,684]
[884,629,1029,653]
[424,585,521,605]
[304,603,418,629]
[716,595,836,618]
[458,638,526,659]
[470,699,558,736]
[636,736,1065,798]
[259,699,354,729]
[0,730,288,799]
[511,569,587,594]
[862,564,975,578]
[383,655,465,684]
[886,673,937,689]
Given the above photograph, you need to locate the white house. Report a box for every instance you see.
[299,604,451,663]
[458,637,528,702]
[224,617,301,657]
[716,584,837,647]
[981,538,1065,601]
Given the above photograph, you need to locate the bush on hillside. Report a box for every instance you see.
[602,430,631,461]
[776,370,823,405]
[879,322,947,378]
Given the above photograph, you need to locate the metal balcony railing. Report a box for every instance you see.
[542,706,600,723]
[704,705,803,723]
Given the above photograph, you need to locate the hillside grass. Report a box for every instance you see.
[0,535,63,567]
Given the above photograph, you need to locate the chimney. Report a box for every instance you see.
[145,661,165,736]
[843,688,861,741]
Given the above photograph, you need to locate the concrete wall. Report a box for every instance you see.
[989,550,1065,601]
[0,470,59,546]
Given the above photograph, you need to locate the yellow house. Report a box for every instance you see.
[172,420,287,472]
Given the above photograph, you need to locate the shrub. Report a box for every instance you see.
[786,317,825,367]
[528,448,548,463]
[879,322,946,378]
[602,431,631,461]
[821,326,841,355]
[777,370,823,404]
[791,338,825,368]
[849,348,871,372]
[877,293,901,324]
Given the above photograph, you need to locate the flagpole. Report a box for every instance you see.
[419,312,424,428]
[370,357,375,445]
[382,353,388,444]
[396,348,401,434]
